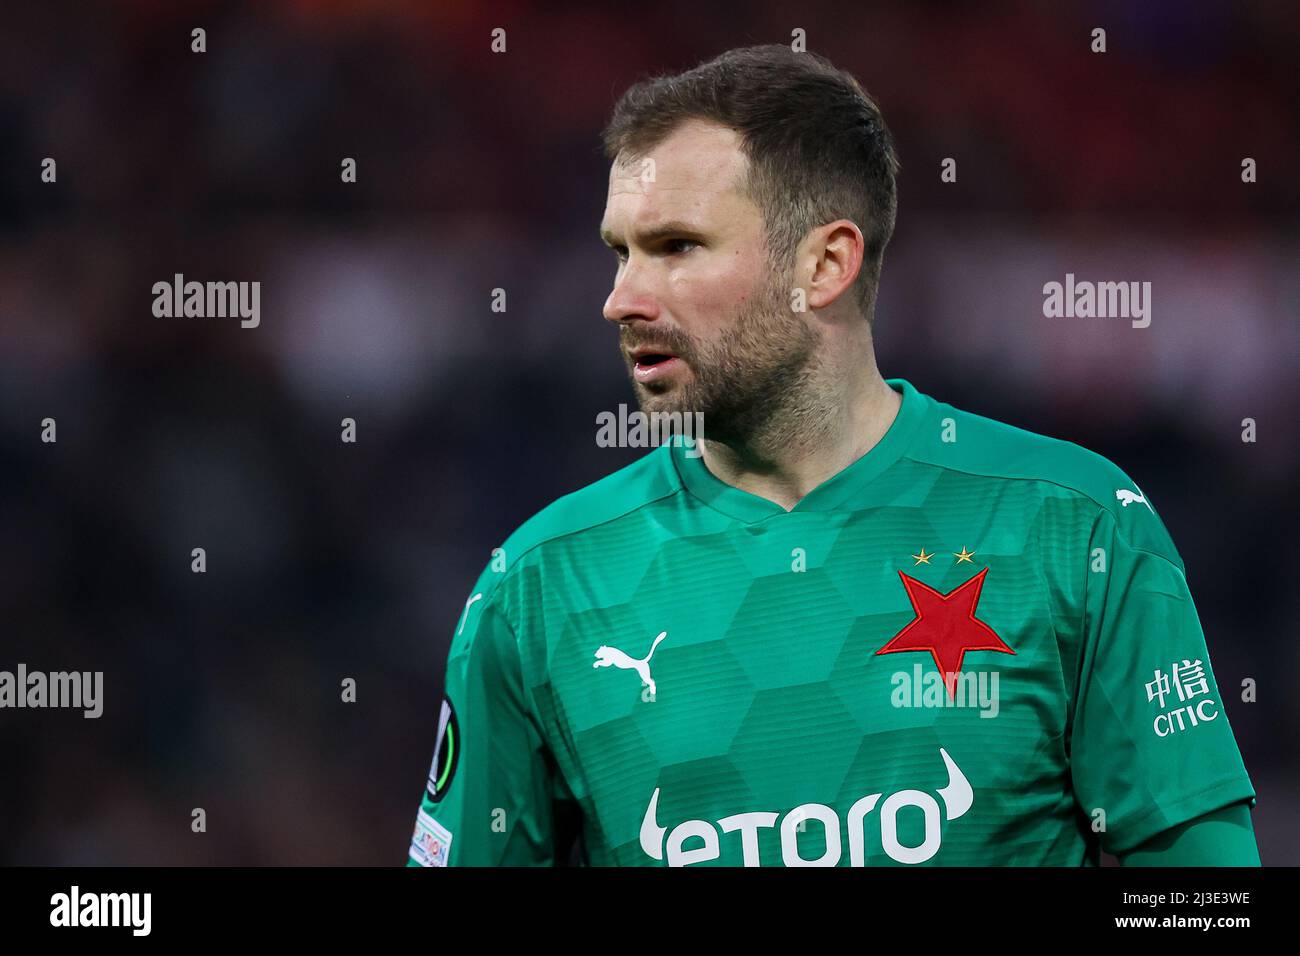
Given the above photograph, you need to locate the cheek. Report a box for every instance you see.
[668,253,765,318]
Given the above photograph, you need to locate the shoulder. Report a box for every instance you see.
[451,445,683,647]
[495,443,682,577]
[909,387,1181,563]
[919,397,1133,511]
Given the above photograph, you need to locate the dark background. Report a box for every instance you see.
[0,1,1296,864]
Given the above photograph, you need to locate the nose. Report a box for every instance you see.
[602,259,661,327]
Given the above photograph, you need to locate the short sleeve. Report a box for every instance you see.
[408,586,565,866]
[1070,506,1256,856]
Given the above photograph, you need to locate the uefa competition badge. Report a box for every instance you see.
[426,698,459,801]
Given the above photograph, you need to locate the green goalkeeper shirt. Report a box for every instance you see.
[408,378,1256,866]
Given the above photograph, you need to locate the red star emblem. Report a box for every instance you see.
[875,567,1015,699]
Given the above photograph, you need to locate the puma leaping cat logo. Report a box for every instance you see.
[1116,488,1154,512]
[593,631,667,695]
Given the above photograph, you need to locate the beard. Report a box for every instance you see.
[620,263,826,452]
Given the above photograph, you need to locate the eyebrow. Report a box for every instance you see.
[599,220,707,248]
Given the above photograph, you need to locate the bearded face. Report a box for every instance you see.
[619,257,821,444]
[601,121,827,447]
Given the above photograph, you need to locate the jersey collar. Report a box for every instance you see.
[670,378,929,522]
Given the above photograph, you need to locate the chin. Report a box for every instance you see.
[633,375,678,403]
[635,389,676,415]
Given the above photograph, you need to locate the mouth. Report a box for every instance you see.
[628,348,683,385]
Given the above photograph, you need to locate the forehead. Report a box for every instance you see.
[602,120,751,229]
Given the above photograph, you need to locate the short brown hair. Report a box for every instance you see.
[602,44,900,318]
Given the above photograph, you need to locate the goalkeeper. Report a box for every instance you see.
[408,45,1257,867]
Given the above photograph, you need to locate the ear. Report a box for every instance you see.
[803,219,865,311]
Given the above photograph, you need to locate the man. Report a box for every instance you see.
[408,45,1257,866]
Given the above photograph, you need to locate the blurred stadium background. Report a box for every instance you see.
[0,1,1296,864]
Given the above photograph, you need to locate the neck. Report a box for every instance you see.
[698,351,901,512]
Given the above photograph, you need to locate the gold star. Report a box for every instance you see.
[911,548,933,566]
[953,547,976,564]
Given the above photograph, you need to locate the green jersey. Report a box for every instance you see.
[408,378,1255,867]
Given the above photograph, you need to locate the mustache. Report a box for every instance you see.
[619,326,696,361]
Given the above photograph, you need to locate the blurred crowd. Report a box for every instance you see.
[0,1,1296,864]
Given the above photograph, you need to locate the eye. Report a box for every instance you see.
[665,238,699,255]
[612,246,628,263]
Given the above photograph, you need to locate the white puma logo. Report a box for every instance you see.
[1116,488,1153,512]
[593,631,667,695]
